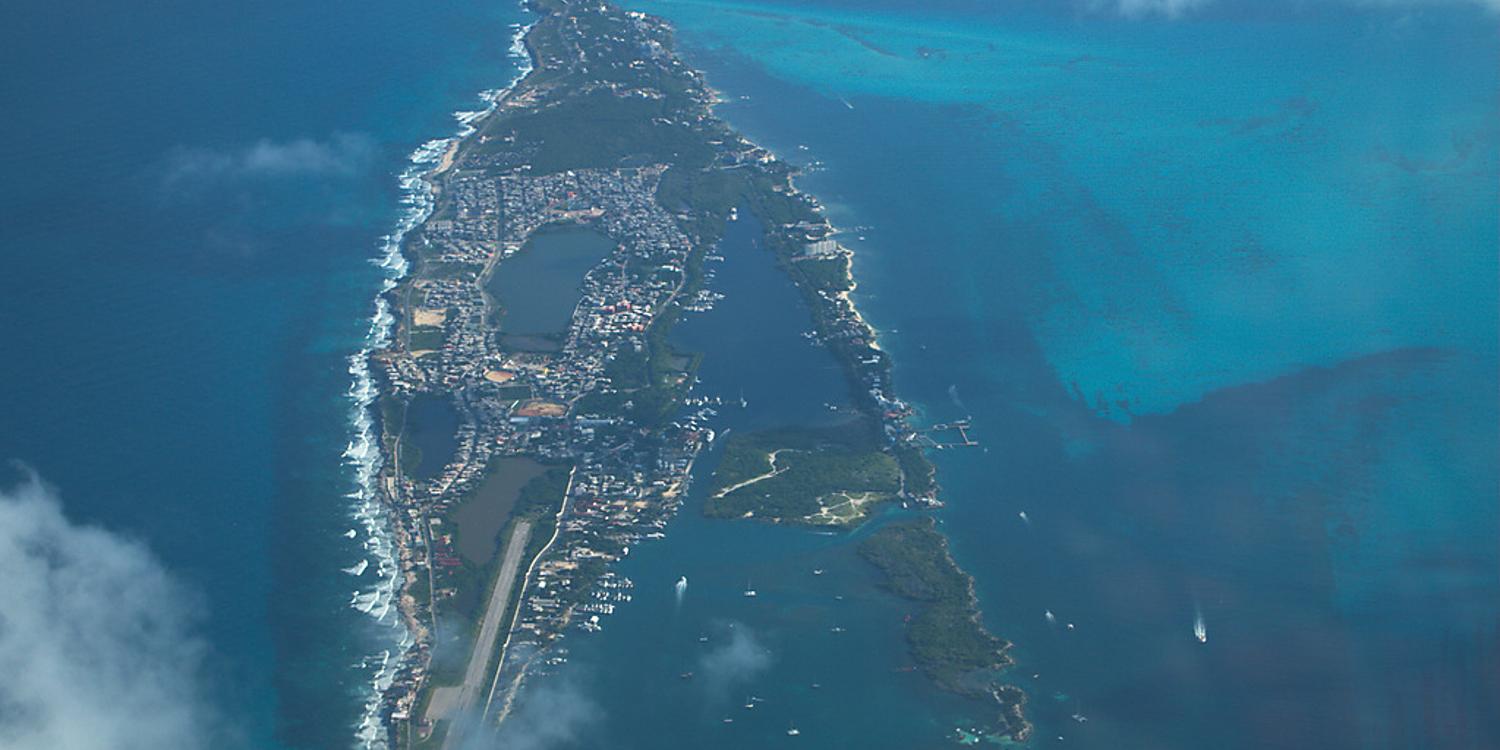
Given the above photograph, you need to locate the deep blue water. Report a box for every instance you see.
[0,1,528,746]
[3,1,1495,749]
[518,0,1497,748]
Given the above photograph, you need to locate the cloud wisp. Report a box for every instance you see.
[697,623,773,700]
[485,677,602,750]
[1093,0,1500,17]
[159,132,376,196]
[0,471,223,750]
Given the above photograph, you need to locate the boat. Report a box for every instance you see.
[830,626,846,634]
[787,725,801,737]
[743,579,757,597]
[812,568,825,576]
[1194,607,1208,643]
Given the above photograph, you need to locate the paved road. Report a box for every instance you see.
[443,519,532,749]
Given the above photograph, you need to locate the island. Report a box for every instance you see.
[705,420,901,527]
[364,0,1029,746]
[861,519,1031,741]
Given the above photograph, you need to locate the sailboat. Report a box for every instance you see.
[1071,699,1088,724]
[787,724,801,737]
[1194,606,1208,643]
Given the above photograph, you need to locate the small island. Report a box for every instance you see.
[861,519,1031,741]
[706,421,901,527]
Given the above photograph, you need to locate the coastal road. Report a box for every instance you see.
[442,519,533,750]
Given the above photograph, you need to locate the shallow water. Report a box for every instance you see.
[561,0,1500,747]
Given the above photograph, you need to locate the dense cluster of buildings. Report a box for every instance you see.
[372,140,718,746]
[368,0,944,744]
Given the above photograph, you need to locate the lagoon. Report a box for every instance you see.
[487,223,617,336]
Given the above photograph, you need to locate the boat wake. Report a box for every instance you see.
[344,18,535,750]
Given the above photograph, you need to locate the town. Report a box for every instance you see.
[366,1,959,747]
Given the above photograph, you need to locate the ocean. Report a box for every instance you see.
[1,0,1494,749]
[500,0,1499,748]
[0,1,531,747]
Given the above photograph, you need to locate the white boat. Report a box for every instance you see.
[1194,607,1208,643]
[787,725,801,737]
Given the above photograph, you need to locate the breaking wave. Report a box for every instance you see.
[345,18,536,750]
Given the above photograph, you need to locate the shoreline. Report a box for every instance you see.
[345,17,538,749]
[360,0,1024,745]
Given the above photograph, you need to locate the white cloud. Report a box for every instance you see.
[1094,0,1500,17]
[161,132,376,193]
[1105,0,1213,18]
[696,623,772,698]
[0,471,222,750]
[487,678,601,750]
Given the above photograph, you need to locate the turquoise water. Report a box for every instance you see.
[506,0,1498,747]
[3,0,1494,747]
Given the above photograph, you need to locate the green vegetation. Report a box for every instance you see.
[893,443,937,498]
[794,255,854,292]
[479,89,714,174]
[859,518,1015,691]
[705,422,900,526]
[407,328,444,351]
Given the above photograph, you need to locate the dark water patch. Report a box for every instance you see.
[487,223,616,335]
[499,333,563,353]
[671,210,853,429]
[451,456,547,564]
[629,12,1499,747]
[497,211,993,748]
[404,393,461,482]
